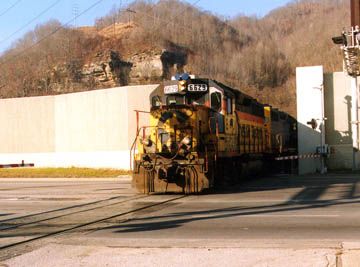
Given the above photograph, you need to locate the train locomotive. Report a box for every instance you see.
[131,74,297,194]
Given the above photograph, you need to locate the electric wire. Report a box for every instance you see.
[123,0,201,32]
[0,0,106,67]
[0,0,22,17]
[110,0,201,49]
[152,0,202,31]
[2,0,201,66]
[0,0,62,45]
[0,0,201,83]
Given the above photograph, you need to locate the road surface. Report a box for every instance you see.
[1,174,360,266]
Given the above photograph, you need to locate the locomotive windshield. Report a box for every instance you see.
[166,95,185,105]
[151,93,207,107]
[187,93,206,105]
[151,79,210,108]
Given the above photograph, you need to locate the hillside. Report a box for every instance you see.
[0,0,350,116]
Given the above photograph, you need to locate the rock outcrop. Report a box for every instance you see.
[76,48,189,88]
[40,22,192,94]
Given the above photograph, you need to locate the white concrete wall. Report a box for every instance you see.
[0,85,157,169]
[54,88,130,152]
[296,66,324,174]
[0,96,55,153]
[324,72,360,170]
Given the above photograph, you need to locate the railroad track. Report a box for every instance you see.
[0,194,147,230]
[0,194,187,260]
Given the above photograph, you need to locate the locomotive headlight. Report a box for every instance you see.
[141,138,152,147]
[180,136,191,146]
[178,80,187,92]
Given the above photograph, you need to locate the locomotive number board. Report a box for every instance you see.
[188,84,208,92]
[164,85,178,94]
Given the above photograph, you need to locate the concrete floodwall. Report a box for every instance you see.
[0,96,55,153]
[296,66,324,175]
[324,72,360,170]
[296,69,360,172]
[0,85,158,169]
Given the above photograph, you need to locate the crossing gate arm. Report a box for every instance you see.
[275,153,321,161]
[0,160,35,168]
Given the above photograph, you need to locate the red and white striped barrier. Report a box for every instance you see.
[0,161,34,168]
[275,154,321,161]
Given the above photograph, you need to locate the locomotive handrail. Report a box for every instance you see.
[130,125,162,171]
[130,127,144,171]
[208,116,220,137]
[134,110,151,134]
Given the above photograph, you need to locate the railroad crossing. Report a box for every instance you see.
[1,174,360,266]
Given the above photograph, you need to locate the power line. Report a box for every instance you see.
[0,0,62,46]
[126,0,201,41]
[0,0,22,17]
[0,0,106,67]
[1,0,201,68]
[155,0,202,30]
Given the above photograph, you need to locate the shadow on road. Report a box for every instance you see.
[1,173,360,239]
[100,173,360,233]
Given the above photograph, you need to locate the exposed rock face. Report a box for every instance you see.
[81,50,163,87]
[128,51,163,84]
[161,49,188,80]
[81,50,133,88]
[49,48,189,92]
[80,48,189,87]
[129,48,189,83]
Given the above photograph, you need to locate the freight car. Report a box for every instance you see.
[131,74,297,193]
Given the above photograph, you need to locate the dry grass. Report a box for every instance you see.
[0,167,130,178]
[98,22,136,38]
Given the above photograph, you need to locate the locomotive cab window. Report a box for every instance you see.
[211,92,222,111]
[152,96,162,107]
[226,98,233,114]
[187,94,206,106]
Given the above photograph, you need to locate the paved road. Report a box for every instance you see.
[0,177,134,222]
[1,174,360,266]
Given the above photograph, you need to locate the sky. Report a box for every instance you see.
[0,0,293,53]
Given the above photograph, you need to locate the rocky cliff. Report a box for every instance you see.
[48,29,190,92]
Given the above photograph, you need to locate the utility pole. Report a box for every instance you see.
[116,0,122,36]
[126,8,136,25]
[351,0,360,27]
[72,1,79,28]
[118,0,122,23]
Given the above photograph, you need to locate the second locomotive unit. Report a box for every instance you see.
[131,74,297,194]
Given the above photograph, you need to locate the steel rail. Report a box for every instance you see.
[0,195,149,231]
[0,194,140,224]
[0,195,187,255]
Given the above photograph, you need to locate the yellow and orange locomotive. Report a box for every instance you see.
[132,74,297,193]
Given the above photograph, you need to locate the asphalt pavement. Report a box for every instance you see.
[1,174,360,266]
